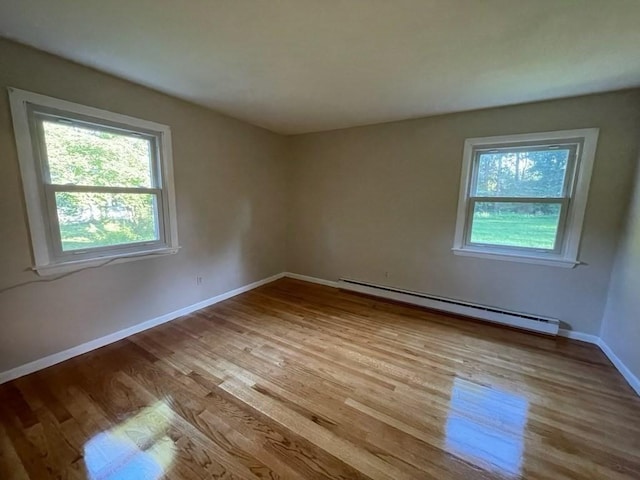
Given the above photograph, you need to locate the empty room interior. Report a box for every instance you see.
[1,1,640,479]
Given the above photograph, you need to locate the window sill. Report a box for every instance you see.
[451,247,580,268]
[33,247,180,276]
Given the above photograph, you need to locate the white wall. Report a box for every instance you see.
[0,39,288,373]
[601,150,640,380]
[287,90,640,335]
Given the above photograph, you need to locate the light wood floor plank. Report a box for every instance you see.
[1,277,639,479]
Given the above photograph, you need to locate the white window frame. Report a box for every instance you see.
[9,88,180,276]
[452,128,599,268]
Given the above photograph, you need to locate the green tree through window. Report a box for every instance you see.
[42,121,159,251]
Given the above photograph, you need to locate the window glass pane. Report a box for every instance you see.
[42,120,153,187]
[473,149,570,197]
[469,202,561,250]
[55,192,159,251]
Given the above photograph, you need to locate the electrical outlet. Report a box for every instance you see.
[384,271,389,279]
[196,276,203,285]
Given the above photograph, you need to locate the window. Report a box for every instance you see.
[9,88,179,275]
[453,129,599,267]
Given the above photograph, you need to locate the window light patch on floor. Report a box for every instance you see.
[445,377,529,477]
[83,400,176,480]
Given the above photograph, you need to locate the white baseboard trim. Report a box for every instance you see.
[3,270,638,398]
[0,272,285,385]
[283,272,339,288]
[597,339,640,396]
[557,329,599,344]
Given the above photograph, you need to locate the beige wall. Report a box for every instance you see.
[601,151,640,379]
[0,39,288,373]
[287,90,640,334]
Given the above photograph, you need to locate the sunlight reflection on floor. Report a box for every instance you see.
[83,400,176,480]
[445,377,529,477]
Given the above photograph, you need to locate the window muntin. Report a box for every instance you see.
[453,129,598,267]
[472,146,573,198]
[9,88,179,275]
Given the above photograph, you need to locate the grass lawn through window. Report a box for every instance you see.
[60,220,157,251]
[470,213,560,250]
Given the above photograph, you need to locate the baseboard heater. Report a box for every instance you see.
[337,278,560,335]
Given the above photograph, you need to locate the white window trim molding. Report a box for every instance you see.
[8,87,180,275]
[452,128,599,268]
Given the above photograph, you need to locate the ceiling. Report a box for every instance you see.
[1,1,639,135]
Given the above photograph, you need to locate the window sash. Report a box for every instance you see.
[462,142,578,255]
[469,143,578,199]
[43,184,166,260]
[32,108,162,189]
[29,107,170,262]
[464,197,570,254]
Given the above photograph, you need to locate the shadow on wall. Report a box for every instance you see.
[206,198,254,290]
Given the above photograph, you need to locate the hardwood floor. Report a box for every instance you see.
[1,277,639,479]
